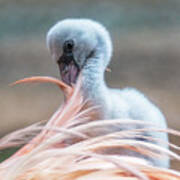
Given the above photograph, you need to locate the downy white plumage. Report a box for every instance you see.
[46,19,169,167]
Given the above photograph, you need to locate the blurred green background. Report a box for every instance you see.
[0,0,180,169]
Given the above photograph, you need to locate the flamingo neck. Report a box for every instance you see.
[81,56,108,104]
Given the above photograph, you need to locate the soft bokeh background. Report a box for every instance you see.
[0,0,180,169]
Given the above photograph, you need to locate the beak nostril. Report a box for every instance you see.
[59,53,72,65]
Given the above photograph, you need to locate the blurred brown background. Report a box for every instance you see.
[0,0,180,169]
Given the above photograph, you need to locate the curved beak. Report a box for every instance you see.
[57,53,80,86]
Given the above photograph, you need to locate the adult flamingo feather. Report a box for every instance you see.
[0,76,179,180]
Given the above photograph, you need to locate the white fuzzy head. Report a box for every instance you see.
[46,18,112,85]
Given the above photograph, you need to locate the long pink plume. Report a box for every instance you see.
[0,76,179,180]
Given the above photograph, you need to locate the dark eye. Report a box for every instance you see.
[63,40,74,53]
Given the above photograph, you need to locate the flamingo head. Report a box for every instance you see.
[46,19,112,86]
